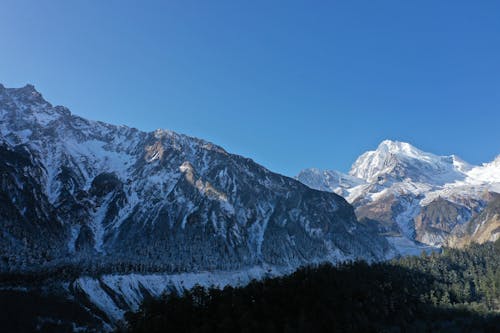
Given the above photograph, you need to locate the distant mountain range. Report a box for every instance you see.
[0,84,393,330]
[297,140,500,251]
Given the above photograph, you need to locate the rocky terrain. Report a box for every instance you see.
[446,192,500,247]
[0,84,394,331]
[298,140,500,250]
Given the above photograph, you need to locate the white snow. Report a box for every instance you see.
[296,168,365,196]
[15,129,32,142]
[386,236,435,256]
[63,139,133,181]
[90,193,113,253]
[74,277,125,322]
[75,265,293,323]
[249,203,273,258]
[349,140,467,185]
[298,139,500,249]
[464,156,500,184]
[68,225,81,253]
[394,197,420,239]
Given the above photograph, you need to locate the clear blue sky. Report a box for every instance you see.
[1,1,499,176]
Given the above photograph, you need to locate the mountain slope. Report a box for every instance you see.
[447,192,500,247]
[0,84,394,330]
[349,140,469,185]
[297,140,500,248]
[0,84,393,272]
[295,168,365,197]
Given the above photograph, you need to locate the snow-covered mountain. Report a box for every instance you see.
[349,140,471,185]
[298,140,500,248]
[295,169,365,197]
[0,84,394,330]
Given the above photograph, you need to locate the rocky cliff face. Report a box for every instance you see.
[413,197,473,245]
[0,84,394,330]
[0,84,393,274]
[446,193,500,248]
[298,140,500,249]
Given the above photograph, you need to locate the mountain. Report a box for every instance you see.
[0,84,394,331]
[297,140,500,249]
[349,140,471,185]
[446,192,500,248]
[295,168,365,197]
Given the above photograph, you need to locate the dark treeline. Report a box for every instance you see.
[0,289,103,333]
[0,259,198,286]
[123,240,500,333]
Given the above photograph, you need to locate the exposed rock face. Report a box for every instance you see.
[0,84,398,329]
[447,193,500,248]
[298,140,500,249]
[0,83,393,273]
[414,197,472,245]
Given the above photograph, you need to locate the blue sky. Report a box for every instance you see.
[1,1,499,176]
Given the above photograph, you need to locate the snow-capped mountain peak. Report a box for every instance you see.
[7,84,49,106]
[298,139,499,249]
[451,154,473,173]
[349,140,468,185]
[349,140,425,181]
[377,139,423,156]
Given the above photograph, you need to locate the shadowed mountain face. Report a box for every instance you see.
[0,84,399,330]
[298,140,500,249]
[413,197,472,245]
[0,84,393,274]
[447,193,500,248]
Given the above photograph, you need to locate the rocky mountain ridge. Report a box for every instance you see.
[0,84,394,330]
[298,140,500,249]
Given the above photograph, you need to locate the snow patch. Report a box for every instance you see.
[68,225,81,253]
[386,236,436,256]
[75,265,292,323]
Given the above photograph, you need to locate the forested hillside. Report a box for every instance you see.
[123,240,500,333]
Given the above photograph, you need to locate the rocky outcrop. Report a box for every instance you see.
[447,193,500,248]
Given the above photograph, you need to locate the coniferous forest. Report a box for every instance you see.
[122,240,500,333]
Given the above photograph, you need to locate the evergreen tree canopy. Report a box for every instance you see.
[123,240,500,333]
